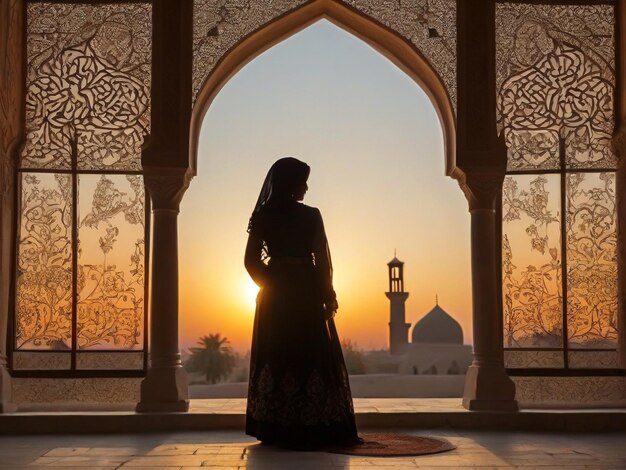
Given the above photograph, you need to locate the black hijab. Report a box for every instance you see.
[248,157,310,233]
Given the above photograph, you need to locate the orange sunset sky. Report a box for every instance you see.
[177,20,472,353]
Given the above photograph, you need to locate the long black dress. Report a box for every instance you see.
[245,199,360,448]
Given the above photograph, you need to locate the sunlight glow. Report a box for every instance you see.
[179,21,471,353]
[244,277,260,311]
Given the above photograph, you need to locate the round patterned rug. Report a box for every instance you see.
[325,432,456,457]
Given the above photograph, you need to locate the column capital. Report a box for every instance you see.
[457,166,506,212]
[144,167,193,212]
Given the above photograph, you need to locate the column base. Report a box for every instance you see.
[136,366,189,413]
[462,398,519,411]
[0,365,16,413]
[463,363,518,411]
[136,400,189,413]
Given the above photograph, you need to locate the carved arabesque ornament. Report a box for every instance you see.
[192,0,456,109]
[498,3,620,368]
[14,3,151,358]
[496,3,616,172]
[77,175,146,350]
[502,172,618,352]
[502,175,563,349]
[22,2,151,171]
[16,174,73,350]
[566,172,617,348]
[16,174,146,351]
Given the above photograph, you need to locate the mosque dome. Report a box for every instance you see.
[411,302,463,344]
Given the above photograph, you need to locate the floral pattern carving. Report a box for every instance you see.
[502,171,619,360]
[77,175,145,350]
[502,175,562,348]
[22,2,151,171]
[192,0,456,109]
[16,174,73,350]
[496,3,616,171]
[15,174,146,352]
[14,4,149,365]
[566,173,617,348]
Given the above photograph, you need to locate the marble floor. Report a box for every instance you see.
[1,429,625,469]
[188,398,467,414]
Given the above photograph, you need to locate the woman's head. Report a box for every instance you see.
[248,157,310,233]
[269,157,310,202]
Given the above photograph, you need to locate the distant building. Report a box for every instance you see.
[411,301,463,345]
[386,254,410,355]
[384,255,472,375]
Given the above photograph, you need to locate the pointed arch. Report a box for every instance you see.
[190,0,457,178]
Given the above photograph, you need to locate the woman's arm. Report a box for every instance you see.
[312,208,338,318]
[244,232,267,287]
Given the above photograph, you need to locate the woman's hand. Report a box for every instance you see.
[245,232,268,287]
[323,299,339,321]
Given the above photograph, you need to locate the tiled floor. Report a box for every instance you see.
[188,398,467,414]
[1,429,625,469]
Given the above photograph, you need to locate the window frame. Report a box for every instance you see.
[496,0,624,376]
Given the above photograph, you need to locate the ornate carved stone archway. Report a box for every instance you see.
[189,0,458,179]
[18,0,626,413]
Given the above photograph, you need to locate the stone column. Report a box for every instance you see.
[0,152,16,413]
[615,0,626,369]
[459,168,518,411]
[0,0,23,413]
[0,154,16,413]
[456,0,517,410]
[136,168,191,412]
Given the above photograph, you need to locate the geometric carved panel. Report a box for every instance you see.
[513,376,626,407]
[76,352,144,370]
[568,351,620,369]
[22,2,151,171]
[12,378,141,410]
[12,352,71,370]
[497,3,616,171]
[504,350,563,369]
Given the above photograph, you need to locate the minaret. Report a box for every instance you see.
[386,252,410,355]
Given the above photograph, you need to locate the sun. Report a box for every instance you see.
[243,277,260,310]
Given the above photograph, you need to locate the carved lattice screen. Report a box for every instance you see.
[13,2,151,373]
[497,1,619,371]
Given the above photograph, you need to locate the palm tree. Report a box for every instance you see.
[185,333,236,384]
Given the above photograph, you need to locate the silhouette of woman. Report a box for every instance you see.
[245,157,361,449]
